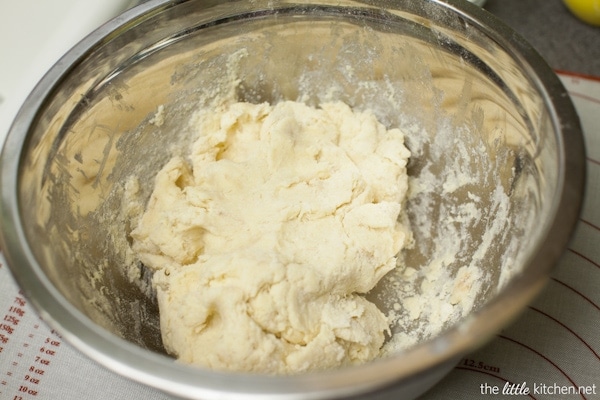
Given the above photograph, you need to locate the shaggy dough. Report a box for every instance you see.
[131,100,411,373]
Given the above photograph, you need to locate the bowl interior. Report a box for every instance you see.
[13,0,564,379]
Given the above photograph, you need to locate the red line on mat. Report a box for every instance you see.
[568,90,600,105]
[497,335,586,400]
[567,248,600,270]
[550,277,600,313]
[528,306,600,362]
[556,70,600,83]
[579,219,600,233]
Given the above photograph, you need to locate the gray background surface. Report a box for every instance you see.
[485,0,599,76]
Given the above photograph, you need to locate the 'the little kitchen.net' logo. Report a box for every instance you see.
[480,382,597,396]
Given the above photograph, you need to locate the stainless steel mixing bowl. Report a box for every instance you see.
[0,0,585,399]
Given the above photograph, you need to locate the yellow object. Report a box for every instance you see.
[563,0,600,26]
